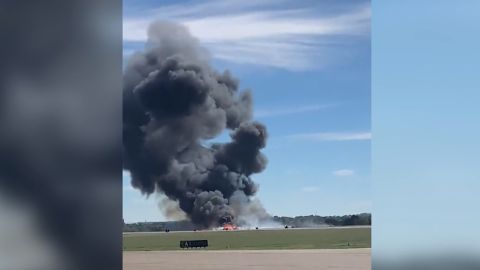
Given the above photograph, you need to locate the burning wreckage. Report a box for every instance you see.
[123,21,271,229]
[221,216,238,231]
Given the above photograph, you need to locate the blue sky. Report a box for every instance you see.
[373,0,480,259]
[123,0,371,222]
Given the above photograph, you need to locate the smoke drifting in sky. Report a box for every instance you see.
[123,21,269,228]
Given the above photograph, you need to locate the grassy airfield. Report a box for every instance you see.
[123,227,371,251]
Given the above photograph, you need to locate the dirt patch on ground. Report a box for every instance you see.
[123,248,371,270]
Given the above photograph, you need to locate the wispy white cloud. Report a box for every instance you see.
[287,131,371,142]
[332,169,355,177]
[123,0,370,70]
[122,170,131,179]
[255,104,332,118]
[301,186,320,193]
[145,0,285,20]
[123,185,136,192]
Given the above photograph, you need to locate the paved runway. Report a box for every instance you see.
[124,248,371,270]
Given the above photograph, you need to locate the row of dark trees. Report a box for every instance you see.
[123,213,371,232]
[123,220,196,232]
[272,213,371,227]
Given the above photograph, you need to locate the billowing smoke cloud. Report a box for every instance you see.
[229,191,280,228]
[158,195,186,221]
[123,21,268,228]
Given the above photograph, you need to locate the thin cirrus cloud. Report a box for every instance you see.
[287,131,371,142]
[332,169,355,177]
[123,0,370,70]
[301,186,320,193]
[254,104,332,118]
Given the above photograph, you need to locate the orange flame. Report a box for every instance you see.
[223,223,237,231]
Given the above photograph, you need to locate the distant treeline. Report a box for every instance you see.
[272,213,371,228]
[123,220,195,232]
[123,213,371,232]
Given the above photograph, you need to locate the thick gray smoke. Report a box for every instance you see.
[123,21,268,228]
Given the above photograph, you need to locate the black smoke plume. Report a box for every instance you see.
[123,21,268,228]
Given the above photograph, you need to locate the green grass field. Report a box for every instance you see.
[123,227,371,251]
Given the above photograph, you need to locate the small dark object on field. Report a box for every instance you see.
[165,229,170,233]
[285,225,289,229]
[255,227,259,230]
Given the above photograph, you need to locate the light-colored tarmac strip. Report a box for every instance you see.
[124,248,371,270]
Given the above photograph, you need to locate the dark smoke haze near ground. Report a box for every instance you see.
[123,21,270,229]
